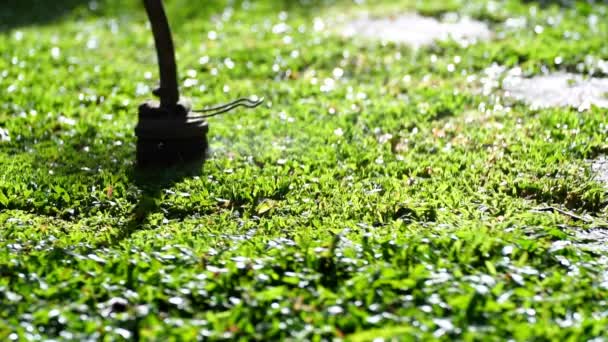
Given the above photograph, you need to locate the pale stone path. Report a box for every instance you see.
[341,13,492,48]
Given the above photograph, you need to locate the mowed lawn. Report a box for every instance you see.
[1,0,608,340]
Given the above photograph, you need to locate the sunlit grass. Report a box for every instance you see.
[1,0,608,340]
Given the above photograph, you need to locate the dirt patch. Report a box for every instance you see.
[502,71,608,111]
[341,13,492,48]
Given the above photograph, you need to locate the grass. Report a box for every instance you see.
[1,0,608,340]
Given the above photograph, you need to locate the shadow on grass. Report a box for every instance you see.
[110,158,206,247]
[0,0,94,31]
[3,122,206,246]
[1,0,340,32]
[522,0,606,7]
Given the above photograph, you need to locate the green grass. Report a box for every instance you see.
[1,0,608,340]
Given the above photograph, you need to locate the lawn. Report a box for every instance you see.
[1,0,608,340]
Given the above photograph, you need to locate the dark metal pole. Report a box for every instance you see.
[142,0,179,108]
